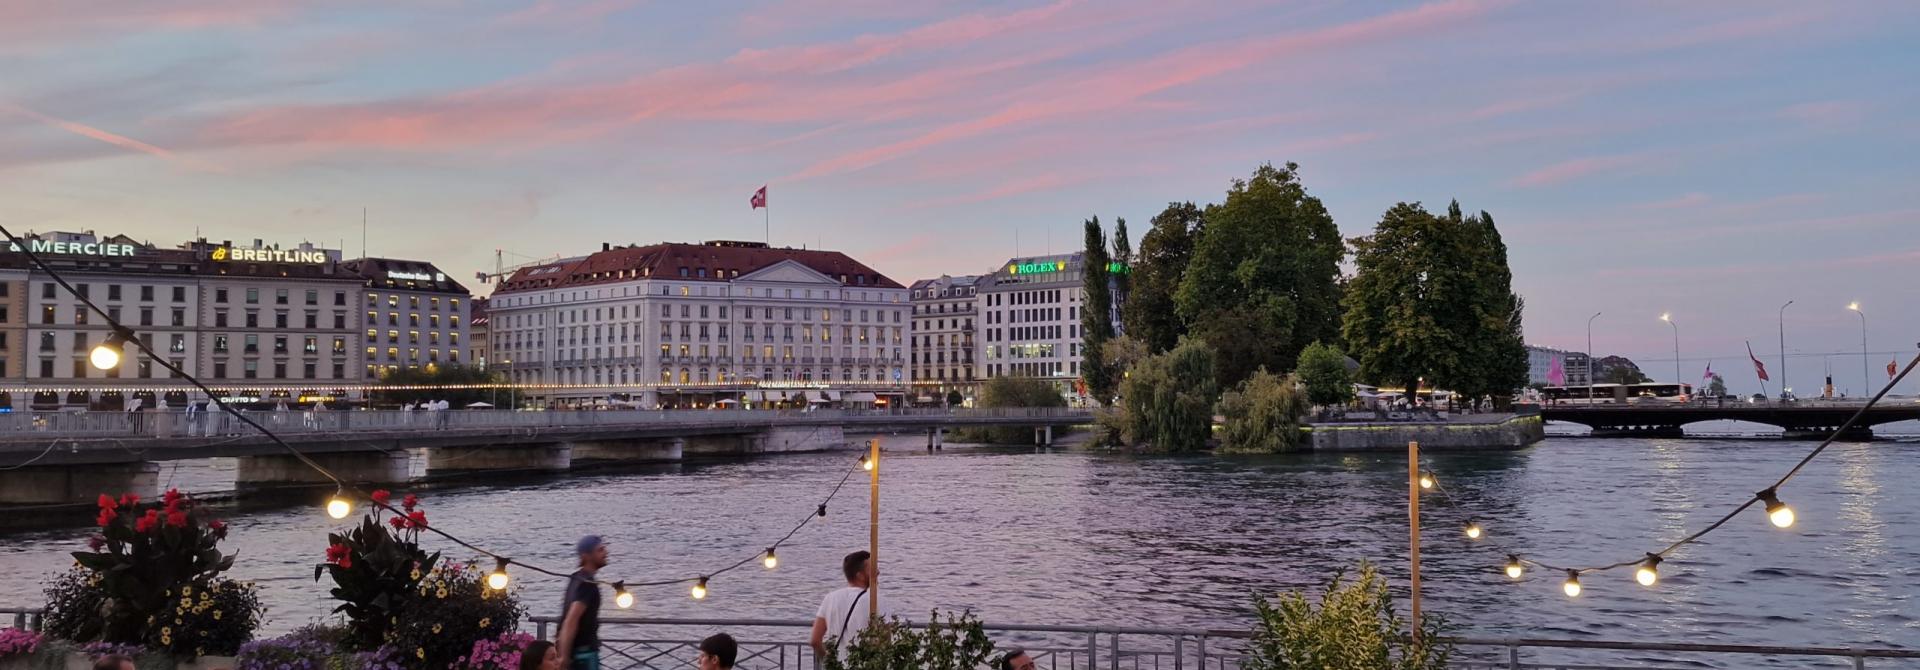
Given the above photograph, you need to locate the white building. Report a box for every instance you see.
[977,253,1088,396]
[908,274,980,397]
[487,241,908,408]
[341,257,473,376]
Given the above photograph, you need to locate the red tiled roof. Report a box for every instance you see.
[494,242,902,294]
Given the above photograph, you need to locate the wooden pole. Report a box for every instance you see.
[868,438,880,623]
[1408,440,1423,641]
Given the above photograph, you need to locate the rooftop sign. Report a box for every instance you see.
[212,246,327,264]
[389,271,445,282]
[7,240,137,257]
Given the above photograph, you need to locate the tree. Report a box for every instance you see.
[958,376,1066,443]
[1706,373,1727,397]
[1081,216,1118,405]
[1102,335,1148,373]
[1217,368,1311,454]
[1118,337,1217,452]
[1125,202,1204,354]
[1111,216,1132,330]
[1176,163,1343,388]
[945,390,964,407]
[1296,341,1354,408]
[1457,207,1529,404]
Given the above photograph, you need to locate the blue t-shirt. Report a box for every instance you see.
[562,571,601,651]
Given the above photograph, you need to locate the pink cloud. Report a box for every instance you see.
[1468,90,1583,120]
[1,102,222,172]
[1633,192,1711,210]
[1780,100,1870,129]
[1507,153,1647,188]
[726,0,1076,74]
[1630,11,1828,52]
[791,0,1498,180]
[494,0,645,27]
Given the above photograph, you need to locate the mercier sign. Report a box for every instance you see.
[6,240,138,257]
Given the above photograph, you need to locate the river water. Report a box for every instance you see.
[3,429,1918,664]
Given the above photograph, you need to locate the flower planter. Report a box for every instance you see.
[173,656,235,670]
[0,653,235,670]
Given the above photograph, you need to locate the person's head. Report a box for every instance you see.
[998,649,1035,670]
[842,550,875,588]
[577,535,609,571]
[697,633,738,670]
[519,640,559,670]
[93,655,135,670]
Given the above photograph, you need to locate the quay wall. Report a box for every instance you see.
[1305,414,1544,452]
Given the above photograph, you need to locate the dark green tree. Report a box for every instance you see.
[1111,216,1132,328]
[945,390,964,406]
[1217,368,1311,454]
[1081,216,1118,405]
[956,376,1066,443]
[1706,373,1727,397]
[1296,341,1354,407]
[1456,207,1529,404]
[1175,163,1343,388]
[1118,337,1217,453]
[1124,202,1203,353]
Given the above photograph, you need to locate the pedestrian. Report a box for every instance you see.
[997,648,1036,670]
[92,655,135,670]
[697,633,737,670]
[519,640,562,670]
[809,550,876,661]
[558,535,609,670]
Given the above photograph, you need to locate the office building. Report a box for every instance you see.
[340,257,473,376]
[977,253,1094,398]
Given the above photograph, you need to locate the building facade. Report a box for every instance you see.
[469,297,490,370]
[341,258,473,377]
[0,263,28,394]
[487,241,908,408]
[907,274,979,399]
[977,253,1087,396]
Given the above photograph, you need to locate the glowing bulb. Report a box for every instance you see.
[1504,555,1524,580]
[486,559,510,590]
[1660,312,1670,322]
[325,495,352,520]
[1849,302,1860,312]
[1635,554,1661,587]
[1562,571,1582,598]
[1464,521,1482,540]
[1419,473,1435,490]
[763,548,778,569]
[1758,489,1795,528]
[89,343,122,371]
[861,456,874,471]
[690,577,708,600]
[613,582,634,609]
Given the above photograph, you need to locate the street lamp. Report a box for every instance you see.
[1587,312,1602,403]
[1849,302,1867,397]
[1659,313,1679,390]
[1778,301,1793,400]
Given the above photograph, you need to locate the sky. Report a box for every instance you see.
[3,1,1917,395]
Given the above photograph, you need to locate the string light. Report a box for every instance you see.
[1418,472,1435,490]
[1464,520,1482,540]
[325,490,353,520]
[690,576,709,600]
[90,329,131,371]
[817,504,827,518]
[1757,488,1794,528]
[613,581,634,609]
[763,548,778,569]
[1635,554,1661,587]
[1505,555,1524,580]
[861,455,874,471]
[1562,571,1582,597]
[486,558,511,590]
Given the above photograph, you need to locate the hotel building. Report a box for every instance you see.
[907,274,980,400]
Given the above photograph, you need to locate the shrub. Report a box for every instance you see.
[1295,341,1353,408]
[824,610,996,670]
[390,562,524,669]
[952,377,1066,443]
[1217,369,1311,454]
[315,490,440,650]
[71,489,237,644]
[1118,337,1218,452]
[40,566,107,643]
[145,579,264,657]
[1242,562,1451,670]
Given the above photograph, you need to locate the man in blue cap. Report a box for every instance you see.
[558,535,609,669]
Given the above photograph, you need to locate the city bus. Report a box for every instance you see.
[1541,382,1692,405]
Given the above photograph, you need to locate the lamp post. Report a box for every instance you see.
[1586,312,1602,402]
[1849,302,1867,397]
[1778,301,1793,400]
[1660,313,1680,390]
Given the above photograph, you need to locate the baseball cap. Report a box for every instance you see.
[576,535,605,554]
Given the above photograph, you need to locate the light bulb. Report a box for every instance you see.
[325,495,352,520]
[1758,489,1795,528]
[817,504,827,518]
[1464,521,1482,540]
[89,343,122,371]
[1418,473,1435,490]
[486,559,510,590]
[690,577,708,600]
[861,456,874,471]
[1635,554,1661,587]
[1562,571,1581,598]
[763,548,778,569]
[1504,556,1524,580]
[613,582,634,609]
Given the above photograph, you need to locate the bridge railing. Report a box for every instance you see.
[0,407,1095,440]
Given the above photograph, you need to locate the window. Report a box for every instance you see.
[334,313,345,329]
[172,308,185,327]
[305,312,317,329]
[172,286,186,302]
[245,288,258,303]
[276,288,288,304]
[275,336,288,353]
[42,283,55,300]
[216,288,228,303]
[40,305,52,325]
[303,362,315,378]
[333,337,346,353]
[170,334,185,353]
[332,362,344,378]
[41,359,53,377]
[73,359,87,378]
[306,290,318,305]
[215,311,228,328]
[244,334,258,353]
[108,285,122,300]
[431,297,441,310]
[213,361,227,378]
[275,312,288,329]
[409,296,419,309]
[74,307,87,326]
[244,360,258,378]
[334,291,346,306]
[304,336,317,353]
[39,332,53,351]
[138,307,152,326]
[138,359,152,378]
[214,335,229,353]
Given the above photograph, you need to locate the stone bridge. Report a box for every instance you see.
[1540,402,1920,439]
[0,408,1092,504]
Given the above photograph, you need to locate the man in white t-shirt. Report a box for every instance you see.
[810,550,876,661]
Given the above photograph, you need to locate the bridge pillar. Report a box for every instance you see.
[426,444,571,475]
[0,462,159,505]
[568,438,684,465]
[1033,425,1054,447]
[744,425,848,454]
[935,427,944,450]
[236,451,411,488]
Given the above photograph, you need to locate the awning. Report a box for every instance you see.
[845,392,877,403]
[824,390,842,401]
[745,391,764,402]
[808,391,830,403]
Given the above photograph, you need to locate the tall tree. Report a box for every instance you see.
[1175,163,1343,387]
[1110,217,1131,334]
[1081,217,1117,405]
[1118,337,1217,452]
[1463,209,1529,403]
[1124,202,1203,353]
[1296,341,1354,408]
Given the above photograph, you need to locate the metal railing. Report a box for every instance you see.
[0,407,1094,441]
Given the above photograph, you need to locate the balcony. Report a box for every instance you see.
[800,356,815,364]
[696,356,712,364]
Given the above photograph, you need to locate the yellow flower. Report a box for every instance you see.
[431,623,442,634]
[174,618,183,625]
[212,610,222,620]
[196,648,205,657]
[410,569,421,580]
[181,585,193,596]
[161,627,172,636]
[435,587,449,599]
[478,617,490,628]
[416,648,425,659]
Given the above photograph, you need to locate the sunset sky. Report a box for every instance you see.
[3,1,1916,394]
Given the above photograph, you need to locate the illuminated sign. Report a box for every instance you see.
[389,271,446,282]
[6,240,137,257]
[759,381,829,389]
[212,246,328,264]
[1004,260,1129,275]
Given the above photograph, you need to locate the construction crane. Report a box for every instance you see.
[473,248,568,286]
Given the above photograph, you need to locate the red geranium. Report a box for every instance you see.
[402,494,419,511]
[326,542,353,568]
[87,535,105,551]
[133,509,160,534]
[208,519,229,540]
[165,510,188,529]
[96,508,118,527]
[162,488,185,508]
[406,510,427,528]
[97,494,119,511]
[388,516,408,531]
[370,489,391,506]
[118,493,140,508]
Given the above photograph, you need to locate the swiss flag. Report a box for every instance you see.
[750,185,767,209]
[1747,342,1769,382]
